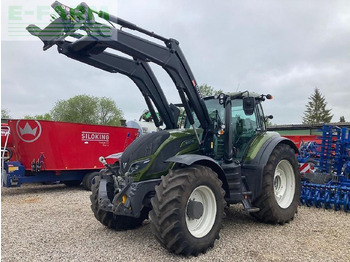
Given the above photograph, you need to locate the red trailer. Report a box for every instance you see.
[2,119,138,189]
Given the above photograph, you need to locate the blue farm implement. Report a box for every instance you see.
[300,125,350,211]
[284,135,321,174]
[297,141,320,164]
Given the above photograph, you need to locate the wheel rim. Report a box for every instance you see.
[273,160,296,208]
[185,186,216,238]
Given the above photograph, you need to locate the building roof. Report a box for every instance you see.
[268,122,350,131]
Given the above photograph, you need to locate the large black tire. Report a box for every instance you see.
[149,165,225,256]
[82,171,100,191]
[251,144,301,224]
[90,176,148,230]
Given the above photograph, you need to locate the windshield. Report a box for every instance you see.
[184,98,224,128]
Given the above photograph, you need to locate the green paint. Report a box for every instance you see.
[244,132,280,161]
[131,129,203,182]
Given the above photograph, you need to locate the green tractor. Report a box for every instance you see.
[28,2,300,256]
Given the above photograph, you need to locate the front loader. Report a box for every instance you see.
[28,2,301,256]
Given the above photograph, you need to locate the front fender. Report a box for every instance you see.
[166,154,219,166]
[165,154,230,198]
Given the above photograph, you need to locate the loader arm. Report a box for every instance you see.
[26,1,211,132]
[57,41,177,129]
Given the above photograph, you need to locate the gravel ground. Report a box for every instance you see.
[1,183,350,262]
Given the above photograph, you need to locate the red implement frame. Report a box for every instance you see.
[283,135,321,148]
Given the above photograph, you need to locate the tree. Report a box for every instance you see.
[339,116,346,123]
[98,97,124,126]
[198,84,223,97]
[1,109,11,119]
[302,88,333,125]
[24,113,52,120]
[51,95,98,124]
[50,95,123,126]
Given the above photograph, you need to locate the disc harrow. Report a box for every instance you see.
[300,125,350,212]
[301,182,350,211]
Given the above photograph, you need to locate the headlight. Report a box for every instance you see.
[128,158,151,174]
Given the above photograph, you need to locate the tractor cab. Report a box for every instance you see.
[185,92,270,161]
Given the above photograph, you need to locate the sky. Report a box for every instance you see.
[1,0,350,124]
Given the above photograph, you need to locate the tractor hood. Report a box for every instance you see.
[119,129,202,181]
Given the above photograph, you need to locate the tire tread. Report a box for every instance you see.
[150,165,225,256]
[251,144,301,224]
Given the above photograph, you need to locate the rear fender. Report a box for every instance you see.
[243,133,299,200]
[165,155,230,198]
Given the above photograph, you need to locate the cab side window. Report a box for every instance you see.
[232,100,257,159]
[256,103,266,131]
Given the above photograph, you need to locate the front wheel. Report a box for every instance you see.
[150,165,225,256]
[252,144,301,224]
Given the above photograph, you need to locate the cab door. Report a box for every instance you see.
[231,100,259,159]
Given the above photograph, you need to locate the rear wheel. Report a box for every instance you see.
[82,171,100,191]
[252,144,301,224]
[90,176,148,230]
[150,165,225,256]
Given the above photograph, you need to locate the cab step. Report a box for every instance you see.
[242,198,260,213]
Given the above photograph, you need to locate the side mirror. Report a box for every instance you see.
[265,115,273,121]
[243,97,255,115]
